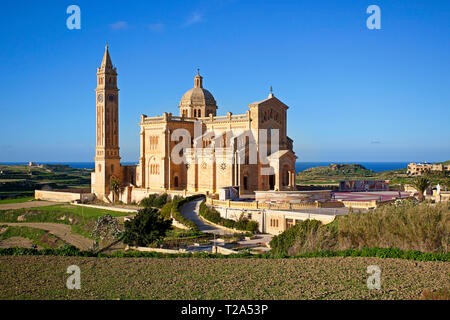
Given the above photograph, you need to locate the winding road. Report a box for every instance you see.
[179,198,234,236]
[179,198,273,250]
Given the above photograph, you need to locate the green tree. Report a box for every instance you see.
[110,178,122,203]
[122,208,172,247]
[411,177,431,201]
[441,177,450,191]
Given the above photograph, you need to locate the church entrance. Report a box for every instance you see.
[174,176,179,188]
[268,174,275,190]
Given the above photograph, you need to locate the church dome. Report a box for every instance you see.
[179,70,217,117]
[180,87,216,107]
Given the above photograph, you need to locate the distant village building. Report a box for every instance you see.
[339,180,389,192]
[407,162,450,176]
[91,45,297,203]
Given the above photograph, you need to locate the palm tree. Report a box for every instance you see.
[411,177,431,201]
[110,178,121,203]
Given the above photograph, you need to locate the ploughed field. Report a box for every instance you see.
[0,256,448,299]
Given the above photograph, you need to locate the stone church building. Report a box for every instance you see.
[91,45,297,203]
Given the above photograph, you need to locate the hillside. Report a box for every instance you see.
[299,164,375,177]
[0,164,92,200]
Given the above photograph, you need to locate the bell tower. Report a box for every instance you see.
[92,43,121,200]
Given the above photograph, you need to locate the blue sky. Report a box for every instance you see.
[0,0,449,162]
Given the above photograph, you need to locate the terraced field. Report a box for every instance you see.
[0,256,448,299]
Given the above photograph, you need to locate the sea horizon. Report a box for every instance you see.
[0,161,417,172]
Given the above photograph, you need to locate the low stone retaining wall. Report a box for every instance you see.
[35,190,95,203]
[71,203,138,213]
[206,198,344,210]
[198,214,246,234]
[125,245,187,254]
[172,218,191,230]
[211,245,238,255]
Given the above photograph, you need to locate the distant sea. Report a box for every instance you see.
[1,161,409,172]
[295,162,409,172]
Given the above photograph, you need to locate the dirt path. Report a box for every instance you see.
[0,223,93,250]
[0,236,42,249]
[0,201,58,211]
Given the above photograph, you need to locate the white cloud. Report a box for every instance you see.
[183,12,203,27]
[110,21,128,30]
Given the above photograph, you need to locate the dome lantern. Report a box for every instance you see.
[179,70,217,118]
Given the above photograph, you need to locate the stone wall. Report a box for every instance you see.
[35,190,95,202]
[211,204,337,235]
[254,190,331,203]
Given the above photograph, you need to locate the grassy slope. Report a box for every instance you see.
[0,204,130,239]
[0,197,34,204]
[0,255,448,299]
[0,225,66,249]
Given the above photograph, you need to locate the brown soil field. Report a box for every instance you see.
[0,256,448,300]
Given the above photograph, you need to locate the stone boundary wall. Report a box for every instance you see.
[172,218,191,230]
[198,214,247,234]
[206,198,344,210]
[211,245,238,255]
[35,190,95,203]
[125,245,187,254]
[71,203,138,213]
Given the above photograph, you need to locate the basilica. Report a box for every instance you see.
[91,45,297,203]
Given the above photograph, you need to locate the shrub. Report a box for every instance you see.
[91,214,123,240]
[122,208,172,247]
[198,201,259,233]
[337,201,449,252]
[160,202,173,220]
[140,193,169,208]
[270,202,449,256]
[169,195,203,231]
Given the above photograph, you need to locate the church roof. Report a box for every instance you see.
[101,43,114,69]
[249,90,288,109]
[179,70,217,108]
[180,87,216,107]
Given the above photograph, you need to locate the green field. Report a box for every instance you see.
[0,196,34,204]
[0,164,91,200]
[0,255,448,299]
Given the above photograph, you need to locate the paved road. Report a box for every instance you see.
[0,222,94,250]
[179,198,273,250]
[179,198,234,236]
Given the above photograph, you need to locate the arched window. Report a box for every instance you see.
[194,109,197,117]
[198,109,202,117]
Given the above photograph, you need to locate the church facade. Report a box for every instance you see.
[91,45,297,203]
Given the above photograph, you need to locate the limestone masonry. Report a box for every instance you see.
[91,45,297,203]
